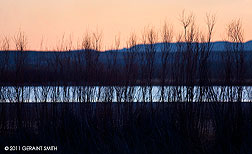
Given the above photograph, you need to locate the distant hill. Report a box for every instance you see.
[1,41,251,53]
[1,41,252,86]
[122,41,252,52]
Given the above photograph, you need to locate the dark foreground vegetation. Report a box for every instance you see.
[0,13,251,86]
[1,103,252,154]
[0,12,252,154]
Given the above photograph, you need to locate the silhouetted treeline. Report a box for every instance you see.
[0,49,252,86]
[0,16,251,87]
[0,14,252,104]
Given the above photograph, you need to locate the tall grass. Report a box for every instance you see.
[1,102,252,154]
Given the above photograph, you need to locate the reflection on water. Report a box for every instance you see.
[0,86,251,102]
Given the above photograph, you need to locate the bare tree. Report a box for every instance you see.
[171,34,184,102]
[179,10,194,42]
[81,30,103,102]
[159,21,173,102]
[179,11,199,102]
[225,19,244,102]
[49,35,70,103]
[0,36,10,103]
[198,13,216,102]
[82,32,93,102]
[14,31,28,51]
[104,35,121,102]
[140,26,158,102]
[0,36,10,82]
[13,31,28,103]
[123,33,139,102]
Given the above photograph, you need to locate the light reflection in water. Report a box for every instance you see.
[0,86,251,103]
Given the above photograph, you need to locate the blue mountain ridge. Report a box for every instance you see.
[120,41,252,52]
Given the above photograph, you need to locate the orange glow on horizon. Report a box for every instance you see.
[0,0,251,50]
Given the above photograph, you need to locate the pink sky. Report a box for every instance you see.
[0,0,251,50]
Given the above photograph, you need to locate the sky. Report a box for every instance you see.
[0,0,251,50]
